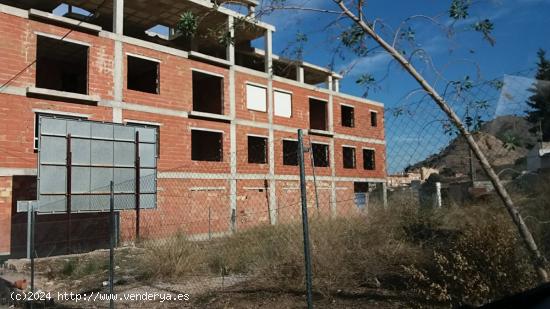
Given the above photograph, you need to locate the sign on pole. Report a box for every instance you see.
[35,116,158,213]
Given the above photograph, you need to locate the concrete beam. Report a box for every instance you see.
[26,87,100,104]
[29,9,102,32]
[158,172,386,183]
[0,4,28,18]
[0,168,37,176]
[189,51,231,67]
[99,100,189,118]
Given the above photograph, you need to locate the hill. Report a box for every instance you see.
[406,116,538,178]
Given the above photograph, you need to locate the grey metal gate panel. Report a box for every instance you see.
[36,116,158,214]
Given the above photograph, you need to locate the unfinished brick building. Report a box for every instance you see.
[0,0,386,258]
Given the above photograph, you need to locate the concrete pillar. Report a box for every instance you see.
[267,83,277,224]
[112,107,122,123]
[333,78,340,92]
[264,30,273,75]
[327,76,334,133]
[265,29,277,224]
[296,65,304,83]
[381,182,388,208]
[227,17,238,231]
[329,144,336,217]
[327,74,336,215]
[268,174,277,224]
[434,182,442,208]
[248,5,256,17]
[113,0,124,35]
[112,0,124,123]
[226,16,235,63]
[229,126,237,229]
[326,74,333,90]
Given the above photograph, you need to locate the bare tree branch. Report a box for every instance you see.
[333,0,549,283]
[263,5,342,14]
[391,14,448,48]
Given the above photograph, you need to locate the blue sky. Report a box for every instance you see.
[255,0,550,172]
[260,0,550,98]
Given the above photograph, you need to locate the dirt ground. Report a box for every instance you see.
[191,286,414,309]
[0,248,420,308]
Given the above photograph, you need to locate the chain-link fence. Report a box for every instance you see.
[2,69,549,308]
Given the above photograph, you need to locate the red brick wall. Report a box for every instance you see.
[236,125,270,174]
[122,109,231,173]
[0,13,115,99]
[0,94,113,169]
[123,43,230,113]
[333,139,386,179]
[236,179,270,230]
[120,178,231,240]
[235,72,270,123]
[276,180,301,224]
[273,130,300,176]
[306,135,333,177]
[335,181,361,217]
[276,180,334,224]
[333,98,385,140]
[0,10,386,249]
[272,80,330,129]
[0,176,12,254]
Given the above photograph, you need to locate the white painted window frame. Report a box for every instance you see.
[274,89,293,118]
[245,82,268,112]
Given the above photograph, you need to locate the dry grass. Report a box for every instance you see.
[140,186,548,307]
[403,205,537,307]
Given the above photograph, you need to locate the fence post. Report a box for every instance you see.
[208,205,212,240]
[231,208,236,233]
[109,181,115,309]
[26,202,31,259]
[434,182,442,208]
[298,129,313,309]
[307,136,320,212]
[381,182,388,208]
[66,134,72,255]
[135,131,141,243]
[30,202,35,309]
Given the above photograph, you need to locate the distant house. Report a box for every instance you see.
[387,167,439,188]
[527,142,550,172]
[387,173,421,188]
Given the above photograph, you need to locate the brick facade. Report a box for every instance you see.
[0,177,12,254]
[0,4,386,255]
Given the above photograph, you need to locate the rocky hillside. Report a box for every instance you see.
[406,116,538,177]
